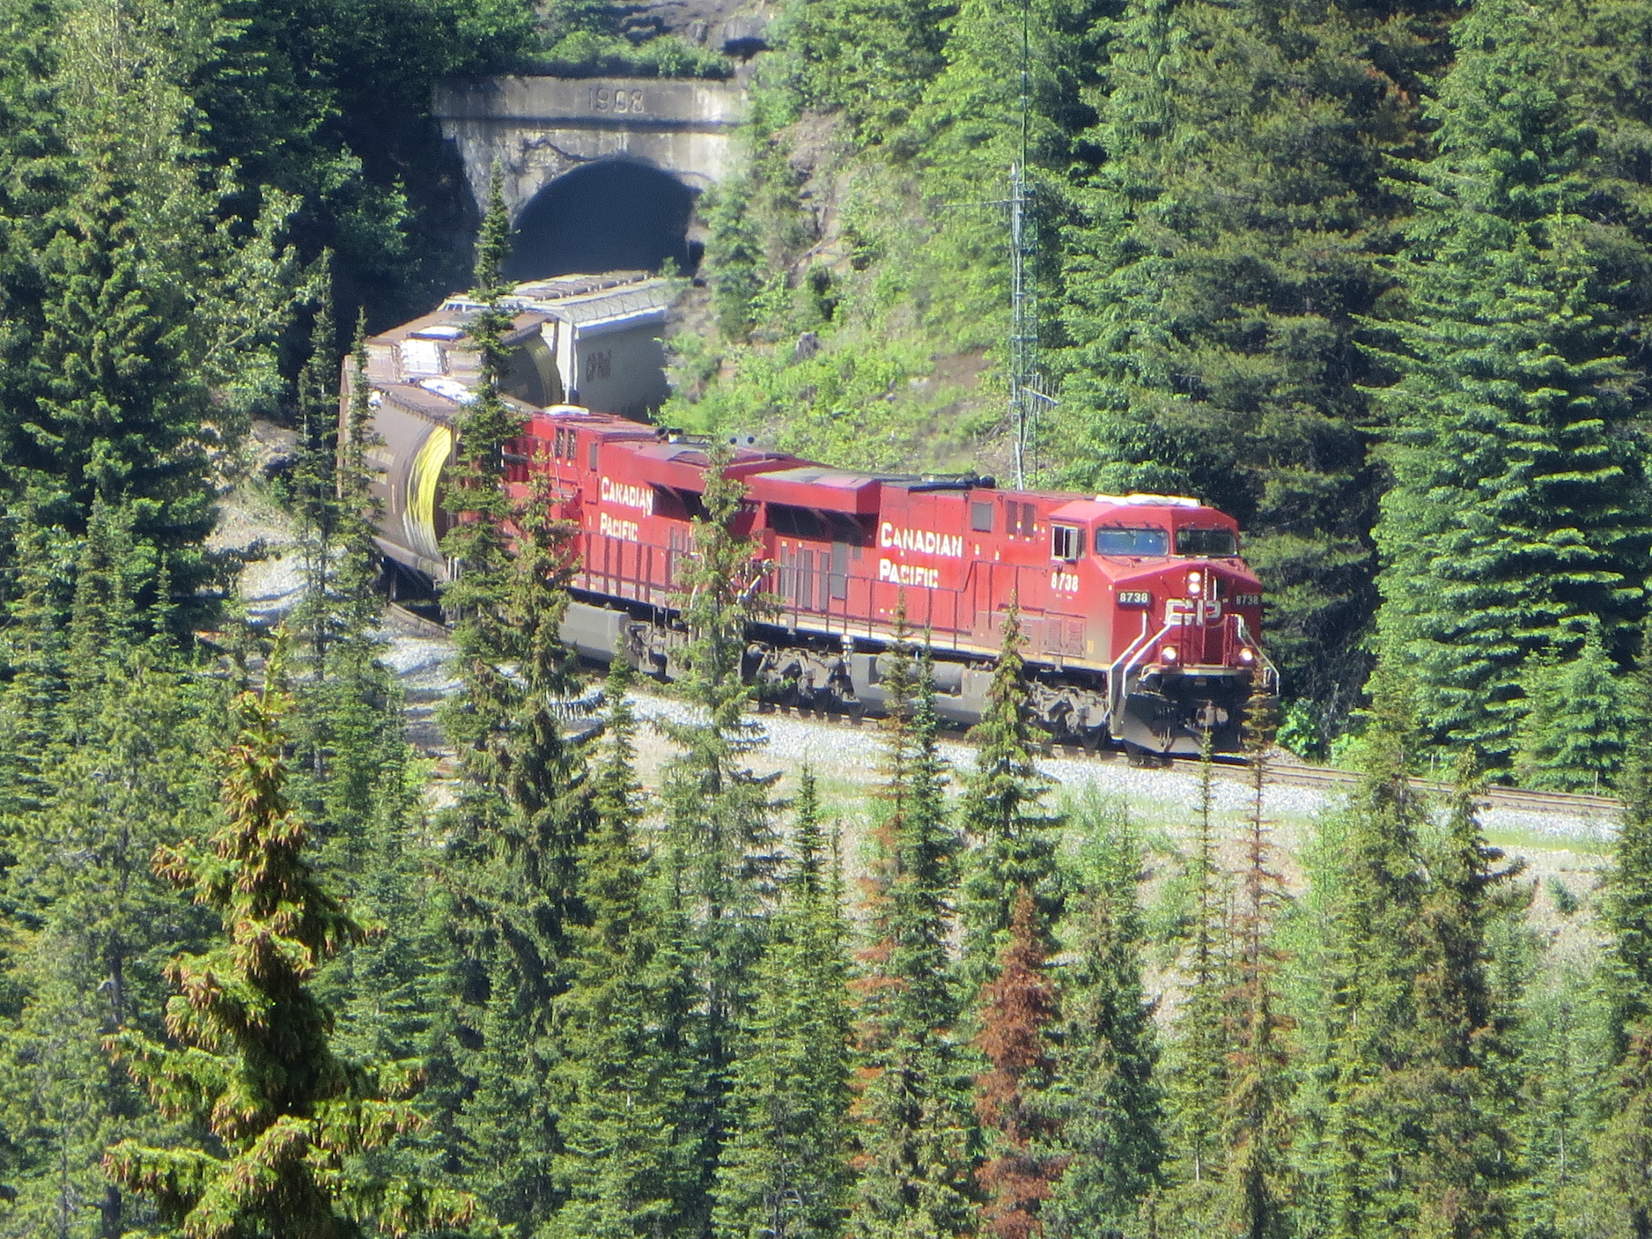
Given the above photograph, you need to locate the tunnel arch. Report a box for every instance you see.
[504,158,700,281]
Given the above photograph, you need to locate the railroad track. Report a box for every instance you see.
[386,602,1621,823]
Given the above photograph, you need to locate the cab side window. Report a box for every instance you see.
[1051,524,1082,561]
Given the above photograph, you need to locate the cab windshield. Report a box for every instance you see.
[1175,527,1238,557]
[1095,527,1169,556]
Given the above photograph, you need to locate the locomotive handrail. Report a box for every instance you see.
[1106,614,1164,735]
[1234,615,1280,692]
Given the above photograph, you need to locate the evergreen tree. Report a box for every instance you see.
[1586,1024,1652,1238]
[1044,802,1163,1239]
[1400,761,1520,1238]
[973,891,1061,1239]
[1510,963,1603,1239]
[1513,624,1632,792]
[1056,0,1418,725]
[786,0,948,144]
[548,656,699,1239]
[958,605,1062,1001]
[1220,680,1292,1239]
[1605,618,1652,1052]
[434,169,591,1233]
[656,439,782,1229]
[713,774,855,1239]
[1295,667,1430,1238]
[0,654,219,1238]
[22,154,216,623]
[290,262,344,680]
[1367,0,1652,767]
[849,654,974,1239]
[1162,730,1230,1218]
[103,654,480,1237]
[1587,614,1652,1234]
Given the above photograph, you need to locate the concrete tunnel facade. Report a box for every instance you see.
[434,75,747,279]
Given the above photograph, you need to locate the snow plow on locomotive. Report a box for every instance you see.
[350,295,1277,755]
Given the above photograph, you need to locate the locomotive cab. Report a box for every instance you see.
[1050,495,1277,754]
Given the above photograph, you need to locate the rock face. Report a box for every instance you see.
[613,0,773,55]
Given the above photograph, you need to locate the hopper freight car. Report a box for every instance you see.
[365,392,1276,754]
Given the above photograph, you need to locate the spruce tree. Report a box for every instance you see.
[1056,0,1417,724]
[1291,667,1431,1239]
[1044,802,1163,1239]
[1513,624,1632,792]
[0,653,218,1238]
[1402,759,1520,1238]
[1220,679,1292,1239]
[434,168,591,1233]
[548,656,698,1239]
[1367,0,1652,767]
[958,605,1062,1002]
[713,775,855,1239]
[1587,1026,1652,1238]
[24,154,215,624]
[1606,617,1652,1052]
[103,656,480,1237]
[787,0,948,144]
[849,653,974,1239]
[656,439,782,1229]
[1510,964,1601,1239]
[1161,729,1229,1217]
[973,891,1061,1239]
[1588,614,1652,1233]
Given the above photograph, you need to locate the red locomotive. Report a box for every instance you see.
[351,278,1273,753]
[369,405,1274,754]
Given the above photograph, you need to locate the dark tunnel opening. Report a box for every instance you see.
[505,160,700,281]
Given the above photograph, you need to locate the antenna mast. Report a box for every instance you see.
[1008,0,1049,487]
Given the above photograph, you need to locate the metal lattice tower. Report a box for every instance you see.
[1009,161,1038,488]
[1007,0,1054,487]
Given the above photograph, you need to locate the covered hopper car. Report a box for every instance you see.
[364,392,1277,754]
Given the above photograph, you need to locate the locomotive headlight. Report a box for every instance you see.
[1239,647,1255,665]
[1186,570,1203,596]
[1161,646,1179,663]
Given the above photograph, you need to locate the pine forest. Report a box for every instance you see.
[2,0,1652,1235]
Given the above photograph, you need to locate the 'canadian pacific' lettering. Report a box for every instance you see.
[600,512,640,542]
[600,477,654,514]
[878,559,940,588]
[878,522,963,558]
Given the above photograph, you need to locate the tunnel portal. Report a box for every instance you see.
[505,160,699,281]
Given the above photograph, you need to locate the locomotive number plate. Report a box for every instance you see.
[1230,593,1261,608]
[1118,590,1151,607]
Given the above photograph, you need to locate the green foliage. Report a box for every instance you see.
[958,605,1063,1001]
[1045,797,1163,1238]
[849,651,974,1239]
[655,441,783,1230]
[104,659,481,1237]
[713,776,855,1239]
[1055,0,1409,723]
[783,0,947,144]
[1514,625,1632,792]
[0,652,220,1237]
[432,174,594,1233]
[1161,731,1229,1217]
[547,657,700,1239]
[1368,0,1652,769]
